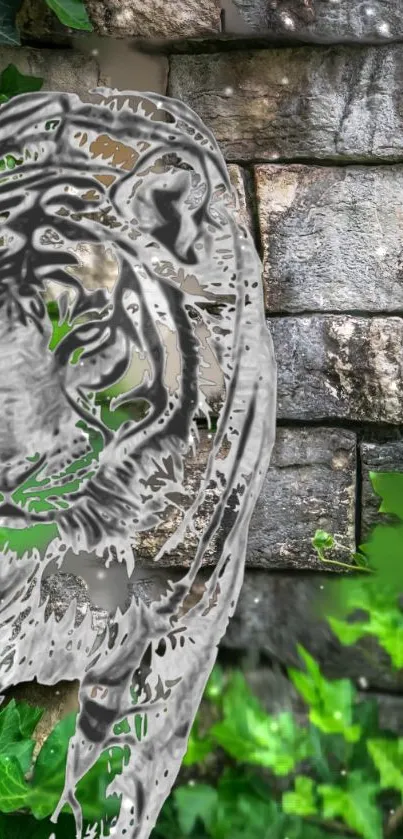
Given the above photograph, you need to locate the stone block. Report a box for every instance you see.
[18,0,221,41]
[222,570,403,691]
[0,47,100,101]
[255,164,403,313]
[169,46,403,162]
[271,315,403,423]
[248,426,356,569]
[232,0,403,43]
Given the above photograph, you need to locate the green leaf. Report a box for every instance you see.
[289,646,361,743]
[312,530,335,551]
[182,726,214,767]
[45,0,92,30]
[0,63,43,99]
[369,471,403,520]
[0,0,21,46]
[282,775,319,817]
[359,523,403,592]
[174,784,218,836]
[367,738,403,796]
[6,739,35,774]
[15,702,43,739]
[0,702,21,752]
[205,665,225,703]
[326,578,403,670]
[318,771,383,839]
[211,672,310,774]
[0,755,29,813]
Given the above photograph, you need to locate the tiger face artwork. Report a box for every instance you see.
[0,89,276,838]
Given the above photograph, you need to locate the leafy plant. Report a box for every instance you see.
[0,0,92,47]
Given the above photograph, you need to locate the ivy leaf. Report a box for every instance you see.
[182,724,214,767]
[359,523,403,592]
[15,702,43,739]
[327,580,403,670]
[0,63,43,100]
[369,471,403,520]
[367,738,403,796]
[0,701,21,752]
[0,0,21,46]
[173,784,218,836]
[6,739,35,774]
[0,755,29,813]
[75,745,127,823]
[282,775,319,817]
[45,0,92,30]
[210,671,310,775]
[312,530,335,551]
[288,646,361,743]
[318,771,383,839]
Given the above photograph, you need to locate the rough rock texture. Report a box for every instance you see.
[361,440,403,539]
[222,571,403,691]
[169,46,403,162]
[19,0,222,41]
[130,427,356,569]
[271,315,403,423]
[248,427,356,569]
[0,47,100,101]
[255,164,403,313]
[232,0,403,43]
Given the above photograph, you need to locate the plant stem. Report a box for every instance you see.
[386,804,403,835]
[319,556,373,574]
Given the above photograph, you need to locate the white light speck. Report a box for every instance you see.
[281,76,289,85]
[340,769,346,775]
[390,809,396,815]
[376,246,387,258]
[188,779,195,786]
[377,21,391,36]
[223,86,234,97]
[282,14,295,29]
[364,7,376,16]
[91,48,99,56]
[156,101,164,109]
[319,584,324,590]
[358,676,368,689]
[207,433,212,440]
[253,597,260,604]
[269,151,280,160]
[97,571,107,580]
[333,710,342,719]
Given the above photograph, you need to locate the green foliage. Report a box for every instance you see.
[0,0,92,45]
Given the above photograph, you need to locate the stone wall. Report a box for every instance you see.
[4,0,403,729]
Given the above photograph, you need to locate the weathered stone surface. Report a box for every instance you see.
[132,427,355,569]
[222,571,403,691]
[255,164,403,313]
[248,427,356,569]
[169,46,403,162]
[361,440,403,539]
[227,164,254,233]
[271,315,403,423]
[19,0,221,41]
[232,0,403,43]
[0,47,100,100]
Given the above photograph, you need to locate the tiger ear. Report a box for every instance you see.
[132,170,203,266]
